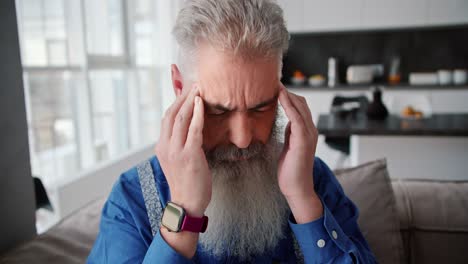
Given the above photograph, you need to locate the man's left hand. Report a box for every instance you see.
[277,83,323,224]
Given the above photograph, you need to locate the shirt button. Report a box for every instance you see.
[332,230,338,239]
[317,239,326,248]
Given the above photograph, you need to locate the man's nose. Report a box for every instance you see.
[228,112,253,149]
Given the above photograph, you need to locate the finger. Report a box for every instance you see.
[160,88,194,141]
[287,92,316,133]
[278,87,305,131]
[287,92,319,148]
[171,87,199,148]
[186,96,204,148]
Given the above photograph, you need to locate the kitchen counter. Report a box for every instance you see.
[317,113,468,137]
[316,113,468,180]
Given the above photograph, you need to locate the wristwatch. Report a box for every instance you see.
[161,202,209,233]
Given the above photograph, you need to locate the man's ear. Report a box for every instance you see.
[171,64,183,97]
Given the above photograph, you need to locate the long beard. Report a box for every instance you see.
[200,122,289,261]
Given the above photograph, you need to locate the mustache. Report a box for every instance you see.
[205,142,267,162]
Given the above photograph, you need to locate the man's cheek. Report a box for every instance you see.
[252,114,275,144]
[203,116,223,133]
[202,118,227,148]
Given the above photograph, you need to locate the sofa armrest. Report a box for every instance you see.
[391,180,468,264]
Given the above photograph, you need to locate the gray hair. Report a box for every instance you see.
[173,0,289,80]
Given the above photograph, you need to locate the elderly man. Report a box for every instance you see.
[88,0,376,263]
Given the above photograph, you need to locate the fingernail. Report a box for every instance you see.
[195,96,200,104]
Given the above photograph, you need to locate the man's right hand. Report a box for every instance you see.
[155,86,212,217]
[155,86,211,259]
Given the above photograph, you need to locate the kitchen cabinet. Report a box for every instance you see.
[427,0,468,26]
[280,0,468,33]
[361,0,427,29]
[277,0,304,32]
[302,0,362,32]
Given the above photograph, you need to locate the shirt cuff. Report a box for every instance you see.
[288,200,353,260]
[143,231,193,263]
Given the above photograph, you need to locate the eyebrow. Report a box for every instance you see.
[203,92,279,112]
[249,93,279,110]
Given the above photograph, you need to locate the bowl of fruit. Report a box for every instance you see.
[290,70,305,86]
[308,75,325,87]
[401,106,425,119]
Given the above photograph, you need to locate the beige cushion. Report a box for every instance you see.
[334,159,405,264]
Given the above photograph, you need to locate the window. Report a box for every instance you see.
[89,70,129,161]
[16,0,174,189]
[23,70,82,186]
[84,0,125,57]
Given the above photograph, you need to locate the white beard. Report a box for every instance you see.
[201,128,289,261]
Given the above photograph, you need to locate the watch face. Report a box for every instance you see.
[162,202,184,232]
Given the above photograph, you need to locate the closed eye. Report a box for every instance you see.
[204,102,231,116]
[251,101,277,113]
[207,109,228,116]
[252,105,274,112]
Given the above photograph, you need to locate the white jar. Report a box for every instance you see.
[437,70,452,85]
[453,69,467,85]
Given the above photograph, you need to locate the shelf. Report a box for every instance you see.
[286,83,468,91]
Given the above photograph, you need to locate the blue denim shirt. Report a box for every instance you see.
[88,156,376,263]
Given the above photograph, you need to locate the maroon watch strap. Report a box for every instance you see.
[181,214,209,233]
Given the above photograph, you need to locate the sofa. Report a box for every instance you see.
[1,159,467,263]
[391,180,468,263]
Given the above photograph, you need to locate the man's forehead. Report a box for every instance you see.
[195,44,280,109]
[199,82,279,110]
